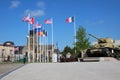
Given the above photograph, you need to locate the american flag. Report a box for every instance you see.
[14,47,19,51]
[45,18,52,24]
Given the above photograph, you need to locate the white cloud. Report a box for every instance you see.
[9,0,20,9]
[25,9,45,17]
[37,1,46,9]
[88,20,104,26]
[92,20,104,25]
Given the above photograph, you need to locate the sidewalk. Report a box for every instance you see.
[0,63,24,79]
[1,62,120,80]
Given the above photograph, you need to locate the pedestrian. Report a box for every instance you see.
[23,55,26,64]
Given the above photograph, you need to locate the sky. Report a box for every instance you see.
[0,0,120,51]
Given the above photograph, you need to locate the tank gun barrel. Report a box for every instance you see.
[88,34,99,40]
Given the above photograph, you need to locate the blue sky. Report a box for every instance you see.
[0,0,120,51]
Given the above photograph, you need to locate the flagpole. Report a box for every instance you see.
[43,32,45,62]
[73,16,76,55]
[32,25,35,63]
[46,35,48,62]
[39,40,40,62]
[28,22,30,63]
[42,37,44,62]
[45,35,47,62]
[36,23,39,62]
[23,13,32,63]
[37,33,40,62]
[39,36,41,62]
[41,36,43,62]
[44,36,46,62]
[51,18,54,54]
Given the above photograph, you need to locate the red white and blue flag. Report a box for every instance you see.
[14,47,19,51]
[34,21,42,33]
[66,17,74,23]
[45,18,52,24]
[33,21,42,29]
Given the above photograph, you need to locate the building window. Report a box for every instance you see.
[2,49,6,61]
[2,49,5,58]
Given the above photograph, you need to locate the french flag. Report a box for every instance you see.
[66,17,74,23]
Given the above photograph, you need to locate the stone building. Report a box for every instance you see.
[0,41,14,62]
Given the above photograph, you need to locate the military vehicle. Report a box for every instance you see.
[86,34,120,59]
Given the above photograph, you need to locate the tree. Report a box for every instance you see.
[62,45,72,57]
[75,26,90,58]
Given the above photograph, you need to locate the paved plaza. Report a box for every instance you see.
[1,62,120,80]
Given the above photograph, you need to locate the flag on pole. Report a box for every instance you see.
[33,21,42,29]
[66,17,74,23]
[37,27,43,36]
[34,21,42,32]
[29,17,34,24]
[23,14,30,22]
[66,16,77,55]
[43,30,47,37]
[23,14,34,24]
[38,29,47,37]
[38,31,44,36]
[45,18,54,54]
[45,18,52,24]
[22,13,32,62]
[14,47,19,51]
[35,28,42,33]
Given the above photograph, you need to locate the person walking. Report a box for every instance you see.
[23,55,26,64]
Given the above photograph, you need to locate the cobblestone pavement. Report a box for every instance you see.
[1,62,120,80]
[0,63,24,79]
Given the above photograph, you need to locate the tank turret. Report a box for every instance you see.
[88,34,114,48]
